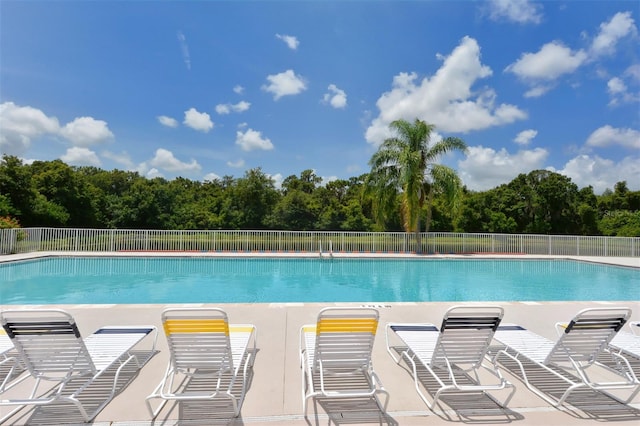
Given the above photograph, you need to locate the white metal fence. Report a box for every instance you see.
[0,228,638,257]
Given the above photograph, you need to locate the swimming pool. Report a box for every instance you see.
[0,257,638,304]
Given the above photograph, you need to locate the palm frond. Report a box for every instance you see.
[430,164,464,215]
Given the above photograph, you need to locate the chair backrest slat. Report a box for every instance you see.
[1,310,95,377]
[432,306,504,367]
[314,308,379,371]
[546,308,631,365]
[162,308,232,372]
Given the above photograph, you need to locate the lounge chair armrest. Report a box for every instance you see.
[605,349,639,383]
[299,325,309,367]
[555,322,567,336]
[385,323,402,364]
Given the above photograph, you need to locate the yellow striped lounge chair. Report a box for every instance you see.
[493,307,639,407]
[145,308,257,418]
[0,309,158,423]
[299,307,389,416]
[385,305,515,410]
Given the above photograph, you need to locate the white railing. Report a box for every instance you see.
[0,228,638,257]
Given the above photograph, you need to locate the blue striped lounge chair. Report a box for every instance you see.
[493,307,639,407]
[0,308,157,423]
[385,305,515,410]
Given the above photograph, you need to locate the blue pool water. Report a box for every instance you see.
[0,257,638,304]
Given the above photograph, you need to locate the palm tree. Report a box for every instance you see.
[364,118,468,253]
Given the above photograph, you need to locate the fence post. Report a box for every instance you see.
[520,235,523,254]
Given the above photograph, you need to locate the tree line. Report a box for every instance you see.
[1,154,638,236]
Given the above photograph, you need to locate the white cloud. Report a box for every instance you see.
[233,85,244,95]
[268,172,284,189]
[625,64,640,81]
[177,31,191,70]
[215,104,230,115]
[149,148,201,172]
[262,69,307,100]
[365,37,527,146]
[60,147,101,166]
[157,115,178,128]
[321,175,339,186]
[589,11,637,57]
[0,102,60,154]
[507,13,637,97]
[0,102,59,136]
[215,101,251,115]
[586,125,640,149]
[234,101,251,112]
[523,84,554,98]
[505,42,588,97]
[0,102,114,153]
[146,168,164,179]
[101,150,135,169]
[227,159,245,168]
[514,129,537,146]
[606,76,639,106]
[203,172,221,182]
[235,128,274,151]
[545,126,640,193]
[607,77,627,94]
[59,116,114,146]
[183,108,213,132]
[505,42,587,81]
[276,33,299,50]
[554,154,640,193]
[458,145,548,191]
[322,84,347,109]
[487,0,543,24]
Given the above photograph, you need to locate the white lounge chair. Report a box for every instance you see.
[145,308,257,418]
[493,307,639,407]
[300,307,389,416]
[385,305,515,410]
[0,330,27,394]
[0,308,157,423]
[609,321,640,360]
[600,320,640,380]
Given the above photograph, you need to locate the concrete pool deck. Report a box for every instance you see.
[0,253,639,425]
[1,251,640,267]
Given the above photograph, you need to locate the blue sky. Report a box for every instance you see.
[1,0,639,194]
